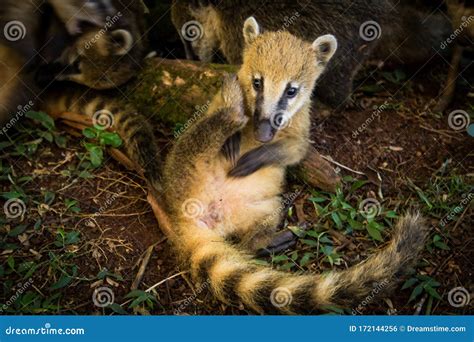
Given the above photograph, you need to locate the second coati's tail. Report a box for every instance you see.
[176,213,427,314]
[40,87,163,189]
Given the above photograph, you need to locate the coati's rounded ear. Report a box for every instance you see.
[111,29,134,56]
[311,34,337,64]
[243,17,260,45]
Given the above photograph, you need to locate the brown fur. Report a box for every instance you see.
[171,0,451,109]
[162,23,428,314]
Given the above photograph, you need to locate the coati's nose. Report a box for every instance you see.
[254,120,275,143]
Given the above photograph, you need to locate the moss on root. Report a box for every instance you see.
[125,58,238,125]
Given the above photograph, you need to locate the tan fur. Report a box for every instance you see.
[162,21,428,314]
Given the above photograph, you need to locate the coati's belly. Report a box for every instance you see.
[189,158,284,236]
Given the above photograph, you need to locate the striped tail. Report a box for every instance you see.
[40,87,163,189]
[177,213,427,314]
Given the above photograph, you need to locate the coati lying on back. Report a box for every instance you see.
[171,0,451,110]
[161,18,428,313]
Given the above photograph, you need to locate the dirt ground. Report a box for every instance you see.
[1,54,473,315]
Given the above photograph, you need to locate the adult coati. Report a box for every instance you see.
[161,18,428,314]
[171,0,451,110]
[0,0,148,126]
[1,0,162,188]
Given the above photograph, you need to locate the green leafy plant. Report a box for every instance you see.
[81,127,122,168]
[403,274,442,304]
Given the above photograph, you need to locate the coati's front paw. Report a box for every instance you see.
[221,74,247,126]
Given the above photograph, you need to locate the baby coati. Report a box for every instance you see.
[161,19,428,314]
[171,0,451,110]
[0,0,148,126]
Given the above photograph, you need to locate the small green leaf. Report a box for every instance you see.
[109,303,128,314]
[89,146,104,167]
[300,253,313,267]
[402,277,418,290]
[26,111,55,131]
[301,239,318,247]
[39,131,53,142]
[351,180,368,192]
[82,127,98,139]
[99,132,122,148]
[44,191,55,205]
[64,199,78,210]
[309,197,327,203]
[7,255,15,270]
[8,224,28,237]
[272,255,289,263]
[50,274,72,290]
[424,285,442,300]
[331,212,342,229]
[385,210,398,219]
[408,284,424,302]
[54,135,67,148]
[367,221,383,241]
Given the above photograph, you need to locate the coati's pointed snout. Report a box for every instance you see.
[254,120,275,143]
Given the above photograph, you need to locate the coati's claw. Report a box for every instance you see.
[256,230,297,257]
[221,132,241,166]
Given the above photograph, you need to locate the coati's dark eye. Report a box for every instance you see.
[252,78,262,91]
[286,87,298,98]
